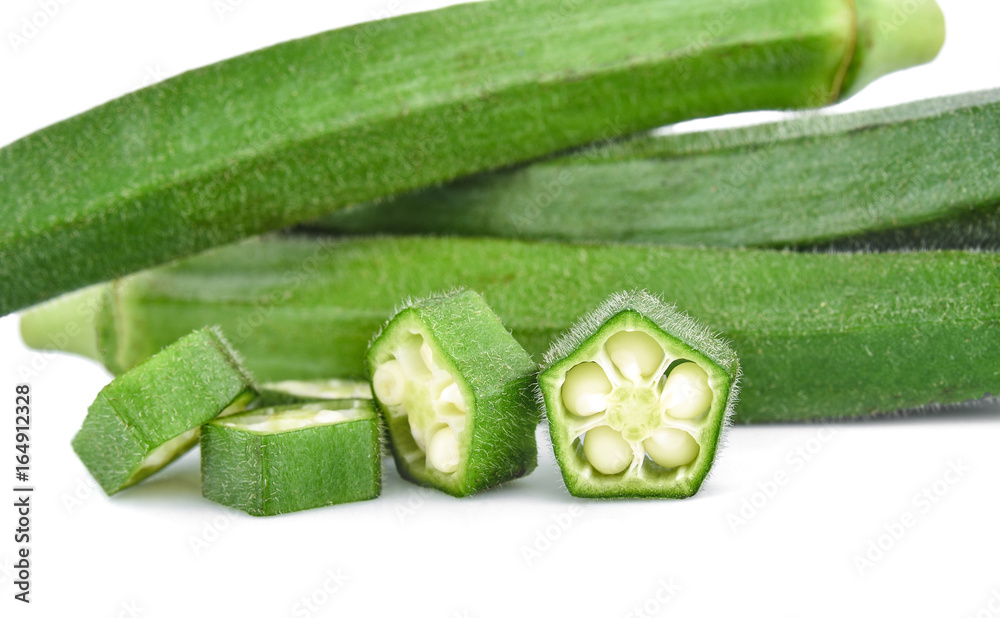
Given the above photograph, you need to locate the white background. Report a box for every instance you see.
[3,1,1000,616]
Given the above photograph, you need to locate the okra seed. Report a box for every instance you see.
[562,361,613,416]
[643,428,699,469]
[661,362,713,419]
[427,427,461,474]
[583,425,633,475]
[605,330,665,383]
[373,359,406,406]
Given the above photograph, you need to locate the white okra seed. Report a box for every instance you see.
[605,330,665,383]
[373,359,406,406]
[643,427,699,469]
[427,427,461,473]
[439,382,467,413]
[583,425,633,475]
[561,361,612,416]
[661,362,713,419]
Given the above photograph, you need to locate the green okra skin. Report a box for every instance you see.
[0,0,944,316]
[71,327,257,495]
[23,236,1000,423]
[539,291,740,498]
[313,88,1000,251]
[249,379,372,409]
[200,401,381,516]
[366,289,538,497]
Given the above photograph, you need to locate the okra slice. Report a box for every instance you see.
[539,291,740,498]
[251,379,372,408]
[200,400,381,516]
[366,289,538,497]
[72,327,256,495]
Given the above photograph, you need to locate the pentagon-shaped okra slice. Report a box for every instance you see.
[201,400,381,516]
[539,290,740,498]
[366,289,539,497]
[72,327,257,495]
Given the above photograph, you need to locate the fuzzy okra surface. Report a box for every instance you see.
[0,0,943,315]
[314,89,1000,251]
[24,237,1000,423]
[367,289,539,497]
[71,327,257,495]
[201,401,381,516]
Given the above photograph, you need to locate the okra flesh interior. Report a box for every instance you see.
[251,379,372,408]
[540,294,738,498]
[201,401,381,516]
[367,290,538,497]
[0,0,944,315]
[23,237,1000,423]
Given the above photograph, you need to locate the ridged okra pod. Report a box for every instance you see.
[314,89,1000,251]
[22,236,1000,423]
[539,291,740,498]
[0,0,944,314]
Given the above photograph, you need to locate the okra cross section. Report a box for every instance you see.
[367,289,538,497]
[71,327,257,495]
[200,400,381,516]
[539,291,740,498]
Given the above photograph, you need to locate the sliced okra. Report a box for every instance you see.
[71,327,256,495]
[200,400,381,516]
[538,290,740,498]
[366,289,538,497]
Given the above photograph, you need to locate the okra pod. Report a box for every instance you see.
[0,0,943,315]
[201,400,381,516]
[23,236,999,423]
[539,291,740,498]
[367,289,538,496]
[313,89,1000,250]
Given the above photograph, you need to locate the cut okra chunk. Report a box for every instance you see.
[250,379,372,408]
[539,290,740,499]
[72,327,257,495]
[367,289,538,497]
[200,400,381,516]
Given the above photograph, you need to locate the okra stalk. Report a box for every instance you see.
[313,89,1000,251]
[0,0,944,315]
[367,289,538,496]
[23,236,1000,423]
[539,291,740,498]
[201,401,381,516]
[72,327,257,495]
